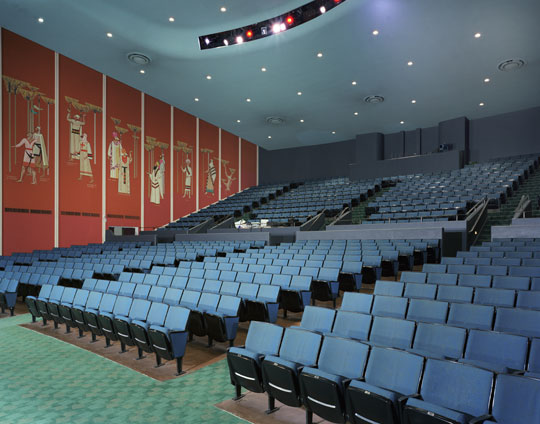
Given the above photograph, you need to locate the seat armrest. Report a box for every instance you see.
[469,414,493,424]
[226,344,246,353]
[398,393,420,409]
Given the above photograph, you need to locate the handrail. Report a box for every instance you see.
[327,207,350,226]
[300,209,327,231]
[467,196,489,246]
[513,195,532,219]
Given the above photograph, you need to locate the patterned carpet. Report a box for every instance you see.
[0,314,247,424]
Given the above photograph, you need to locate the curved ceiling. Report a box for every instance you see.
[1,0,539,150]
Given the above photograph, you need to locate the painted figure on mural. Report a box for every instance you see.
[67,108,86,160]
[118,149,133,195]
[181,158,192,198]
[32,126,49,173]
[159,153,166,199]
[222,165,237,192]
[108,131,122,179]
[78,133,94,183]
[148,162,162,204]
[206,158,217,194]
[14,132,37,184]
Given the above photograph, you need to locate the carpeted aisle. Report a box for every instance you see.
[0,314,248,424]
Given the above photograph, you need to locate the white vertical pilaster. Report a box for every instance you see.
[218,128,222,200]
[256,144,259,186]
[195,118,199,211]
[101,75,107,242]
[170,106,174,223]
[238,137,242,192]
[0,28,3,254]
[140,93,145,231]
[54,52,59,247]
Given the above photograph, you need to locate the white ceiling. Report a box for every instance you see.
[1,0,539,150]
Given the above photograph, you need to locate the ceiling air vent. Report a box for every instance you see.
[497,59,525,72]
[127,52,152,65]
[364,95,384,104]
[266,116,285,126]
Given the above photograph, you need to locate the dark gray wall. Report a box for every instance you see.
[469,106,540,162]
[259,106,540,184]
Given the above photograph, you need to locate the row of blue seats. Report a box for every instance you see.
[27,285,240,373]
[402,268,540,284]
[296,305,540,375]
[483,240,540,247]
[340,292,540,338]
[227,322,540,424]
[369,209,460,220]
[428,255,540,267]
[376,279,540,309]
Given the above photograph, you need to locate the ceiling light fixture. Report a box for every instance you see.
[300,119,304,123]
[332,131,336,134]
[474,32,482,38]
[354,112,359,116]
[139,69,145,74]
[479,102,485,106]
[236,120,241,123]
[236,36,244,44]
[206,75,212,80]
[484,78,490,83]
[38,17,44,23]
[220,7,227,12]
[317,52,323,58]
[400,121,405,124]
[169,17,175,22]
[246,98,251,102]
[268,136,272,139]
[261,67,267,72]
[320,6,326,14]
[407,61,413,66]
[106,32,113,38]
[411,99,416,104]
[372,29,379,35]
[352,81,357,85]
[194,98,199,102]
[297,91,302,96]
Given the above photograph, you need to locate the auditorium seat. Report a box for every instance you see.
[331,310,372,341]
[494,307,540,338]
[473,287,515,307]
[404,282,437,300]
[447,303,494,330]
[280,275,312,314]
[296,306,336,334]
[339,261,363,291]
[48,286,77,329]
[458,274,491,288]
[371,295,408,319]
[147,305,191,374]
[492,275,530,290]
[204,295,241,347]
[188,292,220,338]
[262,328,323,412]
[227,321,284,400]
[300,336,369,423]
[25,284,53,323]
[516,290,540,310]
[311,267,340,307]
[58,288,89,334]
[400,272,426,284]
[97,295,133,347]
[369,316,415,349]
[406,299,448,324]
[83,292,115,342]
[374,281,404,297]
[341,292,373,314]
[346,346,424,424]
[113,298,151,354]
[409,322,466,360]
[403,359,493,424]
[436,285,473,304]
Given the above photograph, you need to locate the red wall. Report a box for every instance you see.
[1,29,258,254]
[241,139,258,190]
[105,77,142,229]
[1,30,55,255]
[173,108,197,218]
[58,56,103,247]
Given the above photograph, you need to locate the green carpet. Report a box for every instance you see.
[0,314,247,424]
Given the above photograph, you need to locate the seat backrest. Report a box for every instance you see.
[179,290,200,309]
[244,321,284,355]
[473,287,515,307]
[148,286,166,303]
[299,306,336,333]
[157,275,173,288]
[458,274,491,288]
[374,281,404,297]
[38,284,54,300]
[198,292,220,312]
[465,329,528,371]
[491,374,540,423]
[220,281,240,296]
[235,272,255,284]
[332,310,372,341]
[494,307,540,338]
[112,296,132,316]
[317,268,339,281]
[220,270,237,282]
[509,266,540,278]
[119,282,136,297]
[130,273,145,284]
[448,264,476,275]
[128,298,151,321]
[364,346,424,395]
[290,275,311,291]
[82,278,97,290]
[94,279,110,292]
[49,285,65,302]
[189,268,204,279]
[317,336,369,379]
[253,273,272,285]
[447,303,494,330]
[436,285,473,304]
[133,284,151,299]
[427,273,457,286]
[477,265,508,276]
[257,284,280,302]
[216,295,241,316]
[186,277,204,292]
[492,275,530,290]
[86,291,103,309]
[171,276,188,289]
[341,292,373,314]
[238,283,259,299]
[406,299,448,324]
[163,306,190,331]
[516,291,540,310]
[422,264,447,273]
[146,302,168,327]
[342,261,363,274]
[369,316,415,349]
[60,287,77,304]
[271,274,291,288]
[413,322,466,359]
[420,359,493,418]
[404,283,437,300]
[400,272,426,284]
[72,289,90,308]
[372,295,408,319]
[441,257,464,265]
[143,274,159,286]
[528,338,540,374]
[163,288,182,305]
[278,328,323,366]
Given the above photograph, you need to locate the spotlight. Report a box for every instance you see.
[38,17,44,23]
[261,27,268,35]
[320,6,326,14]
[236,36,244,44]
[204,37,210,45]
[223,39,229,46]
[286,16,294,25]
[169,17,175,22]
[246,30,253,38]
[272,23,282,33]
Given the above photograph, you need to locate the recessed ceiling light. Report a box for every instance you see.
[354,112,359,116]
[479,102,485,106]
[297,92,302,96]
[300,119,304,123]
[372,30,379,35]
[352,81,357,86]
[332,131,336,134]
[411,99,417,104]
[484,78,490,83]
[474,32,482,38]
[220,7,227,12]
[236,120,241,123]
[139,69,145,74]
[268,136,272,139]
[106,32,113,38]
[320,6,326,14]
[236,36,244,44]
[38,17,44,23]
[317,52,323,58]
[246,98,251,102]
[400,121,405,124]
[407,61,414,66]
[194,98,199,102]
[223,39,229,46]
[206,75,212,80]
[168,17,175,22]
[261,67,267,72]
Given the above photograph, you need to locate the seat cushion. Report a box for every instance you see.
[99,312,114,320]
[349,380,399,403]
[84,307,98,315]
[131,319,149,330]
[302,367,343,386]
[406,398,468,424]
[149,324,170,338]
[229,347,261,363]
[264,355,301,373]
